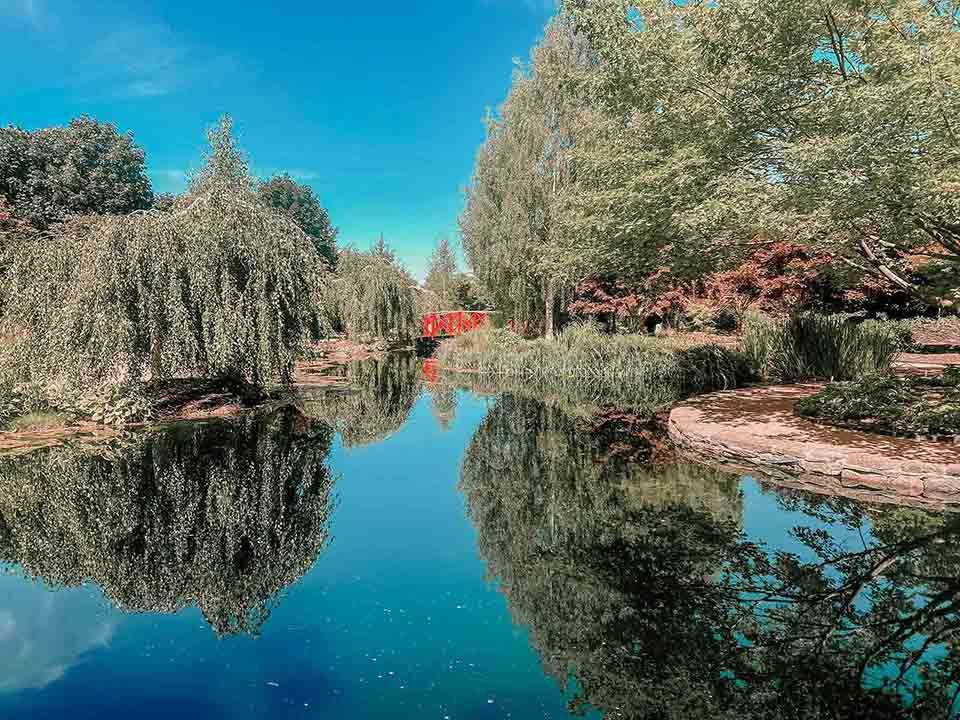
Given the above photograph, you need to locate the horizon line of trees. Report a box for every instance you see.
[460,1,960,336]
[0,115,426,406]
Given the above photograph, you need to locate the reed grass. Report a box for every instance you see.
[434,323,753,407]
[742,313,897,383]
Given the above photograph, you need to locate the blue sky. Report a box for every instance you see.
[0,1,555,278]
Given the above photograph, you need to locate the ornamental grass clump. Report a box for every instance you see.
[0,117,329,394]
[435,323,752,406]
[742,313,897,383]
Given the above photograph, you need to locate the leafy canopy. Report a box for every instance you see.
[258,174,338,266]
[563,0,960,306]
[0,116,154,227]
[0,115,329,388]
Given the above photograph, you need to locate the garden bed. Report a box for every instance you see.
[794,370,960,440]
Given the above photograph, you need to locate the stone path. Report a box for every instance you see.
[669,356,960,510]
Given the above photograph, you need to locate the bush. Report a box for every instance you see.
[796,373,960,438]
[325,248,418,341]
[0,380,155,428]
[0,116,154,227]
[742,313,897,383]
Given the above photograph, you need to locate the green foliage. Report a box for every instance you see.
[326,247,417,341]
[743,313,898,383]
[460,394,960,718]
[0,116,328,389]
[258,174,338,266]
[297,354,421,446]
[564,0,960,309]
[796,372,960,437]
[423,236,459,309]
[189,115,252,196]
[679,301,738,333]
[460,16,594,333]
[0,379,155,428]
[0,408,335,637]
[435,324,752,406]
[861,319,917,352]
[0,116,154,227]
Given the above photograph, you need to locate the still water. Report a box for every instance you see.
[0,356,958,719]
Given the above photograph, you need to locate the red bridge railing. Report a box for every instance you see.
[420,310,500,339]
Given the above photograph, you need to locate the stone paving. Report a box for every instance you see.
[668,356,960,509]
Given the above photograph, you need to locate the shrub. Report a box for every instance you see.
[435,325,752,407]
[796,373,960,438]
[742,313,897,383]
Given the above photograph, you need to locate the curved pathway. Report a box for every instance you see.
[669,383,960,510]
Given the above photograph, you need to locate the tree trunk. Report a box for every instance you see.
[855,238,958,314]
[544,282,556,339]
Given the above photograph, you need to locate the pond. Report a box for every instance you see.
[0,355,958,719]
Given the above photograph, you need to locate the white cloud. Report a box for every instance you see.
[0,582,117,694]
[6,3,238,101]
[89,21,233,100]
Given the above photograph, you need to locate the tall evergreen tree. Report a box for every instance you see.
[424,236,459,308]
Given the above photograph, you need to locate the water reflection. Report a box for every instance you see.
[461,394,960,718]
[0,582,116,693]
[0,408,335,637]
[300,354,422,446]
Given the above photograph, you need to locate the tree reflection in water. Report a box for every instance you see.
[461,394,960,719]
[0,408,336,637]
[301,353,422,446]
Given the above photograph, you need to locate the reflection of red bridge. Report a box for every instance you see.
[420,311,500,339]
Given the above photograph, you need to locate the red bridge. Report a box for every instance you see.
[420,310,500,339]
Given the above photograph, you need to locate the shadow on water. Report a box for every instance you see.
[0,407,336,637]
[460,393,960,719]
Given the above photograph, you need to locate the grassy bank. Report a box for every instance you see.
[434,324,753,407]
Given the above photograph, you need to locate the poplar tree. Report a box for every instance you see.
[460,16,594,336]
[424,236,459,308]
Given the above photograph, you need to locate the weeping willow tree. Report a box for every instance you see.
[298,354,421,447]
[460,16,594,336]
[0,408,335,637]
[325,247,418,341]
[0,116,328,390]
